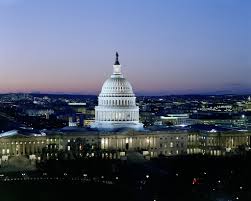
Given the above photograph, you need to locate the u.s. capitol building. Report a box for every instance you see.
[0,53,250,164]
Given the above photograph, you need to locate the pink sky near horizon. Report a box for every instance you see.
[0,0,250,95]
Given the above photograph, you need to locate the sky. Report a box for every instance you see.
[0,0,250,95]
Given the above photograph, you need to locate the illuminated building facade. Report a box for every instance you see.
[91,52,143,130]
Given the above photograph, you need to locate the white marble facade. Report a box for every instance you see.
[92,53,143,130]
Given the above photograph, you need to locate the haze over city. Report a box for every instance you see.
[0,0,250,95]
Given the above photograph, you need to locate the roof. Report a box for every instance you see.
[0,128,46,138]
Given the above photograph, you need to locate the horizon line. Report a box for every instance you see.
[0,92,250,97]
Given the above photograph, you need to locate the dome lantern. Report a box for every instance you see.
[112,52,122,77]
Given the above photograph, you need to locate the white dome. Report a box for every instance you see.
[100,77,134,97]
[91,52,143,130]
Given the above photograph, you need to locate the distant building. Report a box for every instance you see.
[160,114,198,126]
[244,96,251,112]
[68,117,77,127]
[25,109,54,119]
[84,119,95,127]
[68,102,87,114]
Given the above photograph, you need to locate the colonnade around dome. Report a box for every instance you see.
[98,97,136,106]
[95,109,139,122]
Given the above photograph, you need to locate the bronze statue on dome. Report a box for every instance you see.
[114,51,120,65]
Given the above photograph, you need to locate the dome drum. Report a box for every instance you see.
[98,97,136,107]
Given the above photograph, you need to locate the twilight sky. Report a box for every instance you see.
[0,0,250,95]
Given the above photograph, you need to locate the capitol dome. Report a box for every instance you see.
[91,52,143,130]
[100,77,134,96]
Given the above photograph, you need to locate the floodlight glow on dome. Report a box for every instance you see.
[91,53,143,130]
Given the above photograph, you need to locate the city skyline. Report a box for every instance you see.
[0,0,250,95]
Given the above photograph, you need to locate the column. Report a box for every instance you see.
[22,142,25,155]
[32,143,34,155]
[122,112,124,121]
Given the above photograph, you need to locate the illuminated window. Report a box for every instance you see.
[101,138,104,146]
[146,138,150,143]
[170,142,173,148]
[129,137,132,143]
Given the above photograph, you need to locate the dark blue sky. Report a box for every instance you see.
[0,0,250,95]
